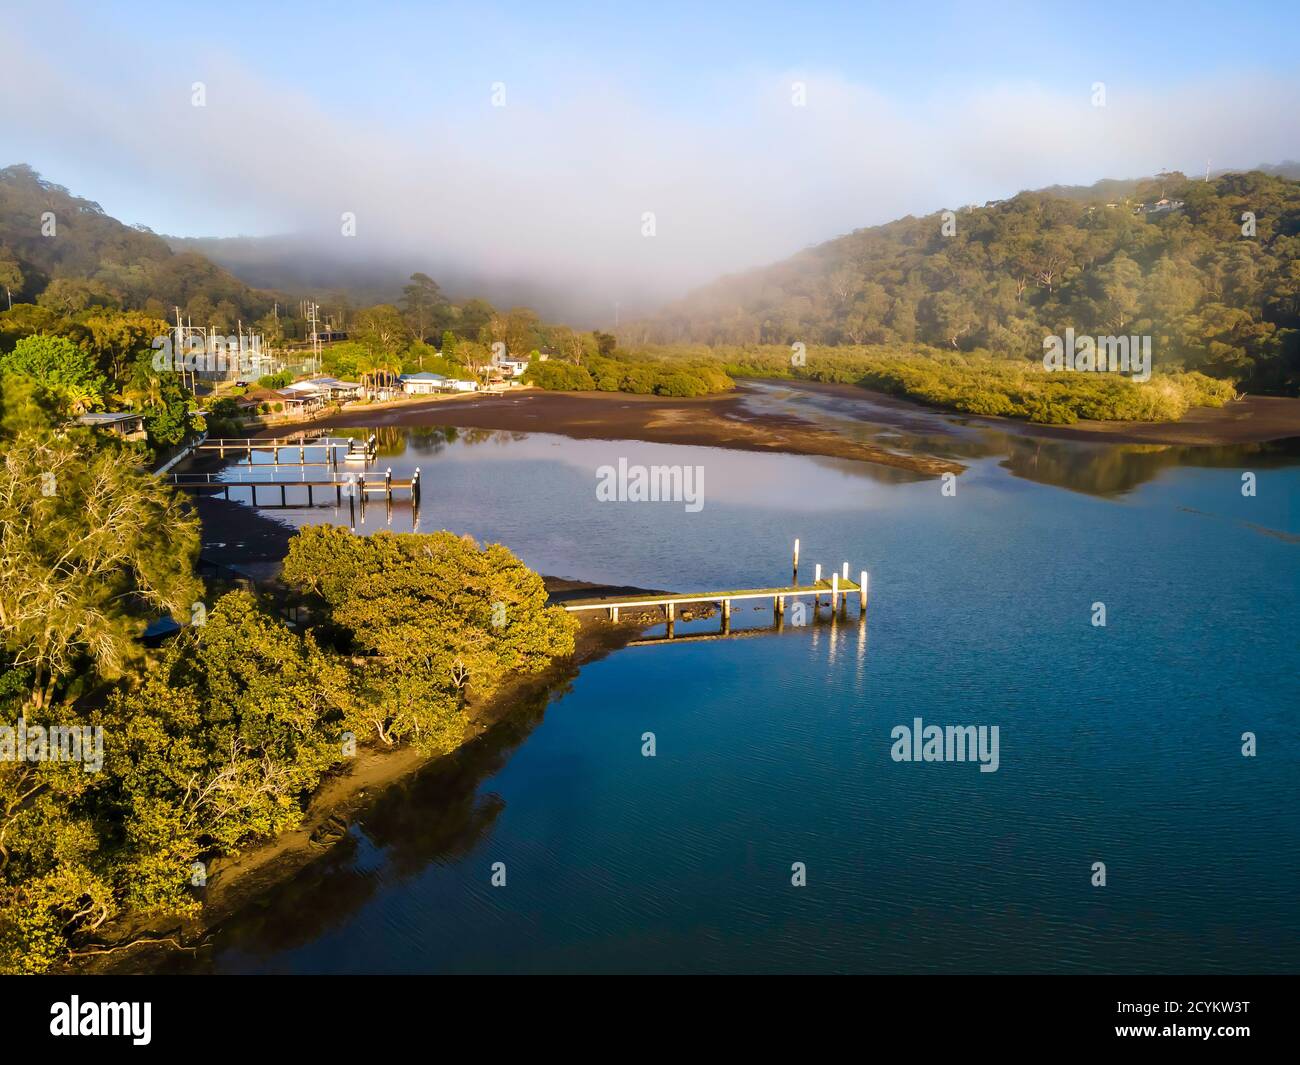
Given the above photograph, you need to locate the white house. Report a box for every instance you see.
[399,372,479,395]
[490,353,531,378]
[400,372,448,395]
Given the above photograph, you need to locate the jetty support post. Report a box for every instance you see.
[831,572,839,615]
[814,563,822,608]
[860,570,869,618]
[792,538,800,583]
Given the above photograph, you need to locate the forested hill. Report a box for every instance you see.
[0,164,269,324]
[627,170,1300,393]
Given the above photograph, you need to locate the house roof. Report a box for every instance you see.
[307,376,361,389]
[400,372,449,382]
[76,411,144,425]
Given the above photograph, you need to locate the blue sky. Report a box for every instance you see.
[64,0,1300,107]
[3,0,1298,312]
[55,0,1298,121]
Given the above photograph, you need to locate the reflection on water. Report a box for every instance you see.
[151,680,558,971]
[738,380,1300,497]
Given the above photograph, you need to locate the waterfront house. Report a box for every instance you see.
[400,371,449,395]
[74,411,147,441]
[495,357,530,378]
[274,384,326,413]
[234,385,281,413]
[400,372,479,395]
[305,376,363,400]
[276,378,362,405]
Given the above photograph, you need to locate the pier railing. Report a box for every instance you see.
[164,466,421,508]
[562,542,869,631]
[196,434,377,464]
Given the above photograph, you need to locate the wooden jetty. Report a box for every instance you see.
[195,433,376,466]
[562,540,869,635]
[165,466,421,509]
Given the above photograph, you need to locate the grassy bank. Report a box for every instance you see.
[523,353,734,397]
[615,343,1237,425]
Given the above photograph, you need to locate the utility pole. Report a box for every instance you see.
[306,301,321,374]
[174,306,185,389]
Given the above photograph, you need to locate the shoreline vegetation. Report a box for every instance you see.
[75,584,669,975]
[723,346,1237,424]
[521,344,1242,427]
[59,484,686,974]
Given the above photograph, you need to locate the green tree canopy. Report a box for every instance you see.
[0,408,200,709]
[282,526,577,752]
[0,334,107,415]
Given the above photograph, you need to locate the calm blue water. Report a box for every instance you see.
[193,404,1299,974]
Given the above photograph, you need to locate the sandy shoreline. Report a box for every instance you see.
[746,377,1300,445]
[268,379,1300,461]
[735,377,1300,445]
[277,385,966,475]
